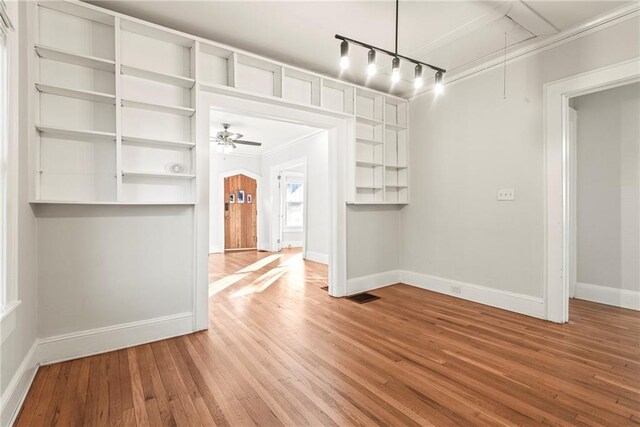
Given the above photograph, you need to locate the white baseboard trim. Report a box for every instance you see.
[347,270,401,295]
[282,240,303,248]
[574,282,640,311]
[1,340,38,427]
[305,251,329,265]
[209,244,222,254]
[400,271,546,319]
[38,312,194,366]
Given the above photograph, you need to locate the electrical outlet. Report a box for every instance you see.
[497,188,515,201]
[451,285,462,294]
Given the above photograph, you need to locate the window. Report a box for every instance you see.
[284,178,304,230]
[0,0,15,317]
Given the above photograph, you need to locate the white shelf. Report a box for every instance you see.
[356,161,383,167]
[385,123,407,132]
[121,99,195,117]
[385,185,408,188]
[35,83,116,104]
[31,200,195,205]
[356,116,384,126]
[347,201,409,205]
[36,125,116,142]
[35,44,115,71]
[121,65,195,88]
[122,135,195,149]
[356,186,383,190]
[121,171,196,180]
[385,165,408,170]
[356,137,383,146]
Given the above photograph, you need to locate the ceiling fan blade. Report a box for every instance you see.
[228,133,243,140]
[233,140,262,147]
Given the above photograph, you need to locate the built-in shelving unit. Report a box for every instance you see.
[29,0,408,205]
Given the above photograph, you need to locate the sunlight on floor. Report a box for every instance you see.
[209,254,282,296]
[230,252,304,298]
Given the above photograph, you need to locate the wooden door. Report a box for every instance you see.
[224,174,257,251]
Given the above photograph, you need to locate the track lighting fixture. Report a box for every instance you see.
[391,57,400,83]
[367,49,377,76]
[434,70,444,95]
[340,40,349,70]
[414,64,423,89]
[334,0,445,90]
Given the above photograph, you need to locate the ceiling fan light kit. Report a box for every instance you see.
[212,123,263,154]
[335,0,446,92]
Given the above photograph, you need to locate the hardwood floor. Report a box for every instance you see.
[16,249,640,426]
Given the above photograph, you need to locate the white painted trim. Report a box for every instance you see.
[304,251,328,265]
[1,341,38,427]
[544,58,640,323]
[574,283,640,311]
[261,129,325,157]
[347,270,401,295]
[410,2,640,99]
[37,312,193,365]
[270,157,307,253]
[400,271,546,319]
[209,244,222,254]
[281,240,303,248]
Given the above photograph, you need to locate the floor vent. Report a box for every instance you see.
[346,293,380,304]
[320,286,329,291]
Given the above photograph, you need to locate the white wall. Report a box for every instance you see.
[36,205,194,337]
[209,153,261,253]
[574,83,639,293]
[402,17,640,301]
[1,3,39,424]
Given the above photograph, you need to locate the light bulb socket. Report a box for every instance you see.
[340,40,349,59]
[435,70,443,86]
[392,57,400,72]
[368,49,376,65]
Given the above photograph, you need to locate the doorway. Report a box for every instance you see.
[544,58,640,323]
[224,174,258,251]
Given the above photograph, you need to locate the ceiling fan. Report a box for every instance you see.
[211,123,262,154]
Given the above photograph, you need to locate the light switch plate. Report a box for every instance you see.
[497,188,515,201]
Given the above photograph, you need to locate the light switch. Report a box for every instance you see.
[497,188,515,201]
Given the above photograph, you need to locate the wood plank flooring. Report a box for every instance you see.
[16,249,640,426]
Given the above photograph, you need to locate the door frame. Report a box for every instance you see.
[270,157,307,254]
[194,91,352,330]
[543,58,640,323]
[217,169,262,253]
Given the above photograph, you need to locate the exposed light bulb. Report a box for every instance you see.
[434,70,444,95]
[414,64,423,89]
[340,40,349,70]
[367,49,377,76]
[391,57,400,83]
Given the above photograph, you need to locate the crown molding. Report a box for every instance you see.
[410,2,640,101]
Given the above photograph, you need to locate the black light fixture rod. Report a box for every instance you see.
[334,34,446,73]
[395,0,399,55]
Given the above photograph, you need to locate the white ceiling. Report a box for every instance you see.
[88,0,631,97]
[210,109,322,156]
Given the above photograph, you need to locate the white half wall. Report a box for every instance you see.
[402,16,640,306]
[36,205,195,338]
[573,84,639,299]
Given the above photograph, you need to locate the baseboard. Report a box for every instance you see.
[282,240,303,248]
[347,270,401,295]
[400,271,546,319]
[305,251,328,265]
[574,282,640,311]
[38,312,194,365]
[1,341,38,427]
[209,244,222,254]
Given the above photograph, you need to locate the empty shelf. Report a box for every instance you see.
[385,185,408,188]
[35,83,116,104]
[36,125,116,142]
[385,164,408,169]
[356,185,383,190]
[385,122,407,131]
[356,137,383,145]
[122,171,195,180]
[34,44,115,71]
[356,161,383,167]
[122,135,195,149]
[356,116,384,126]
[121,99,195,117]
[121,65,195,88]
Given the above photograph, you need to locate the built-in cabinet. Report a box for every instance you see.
[29,1,408,205]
